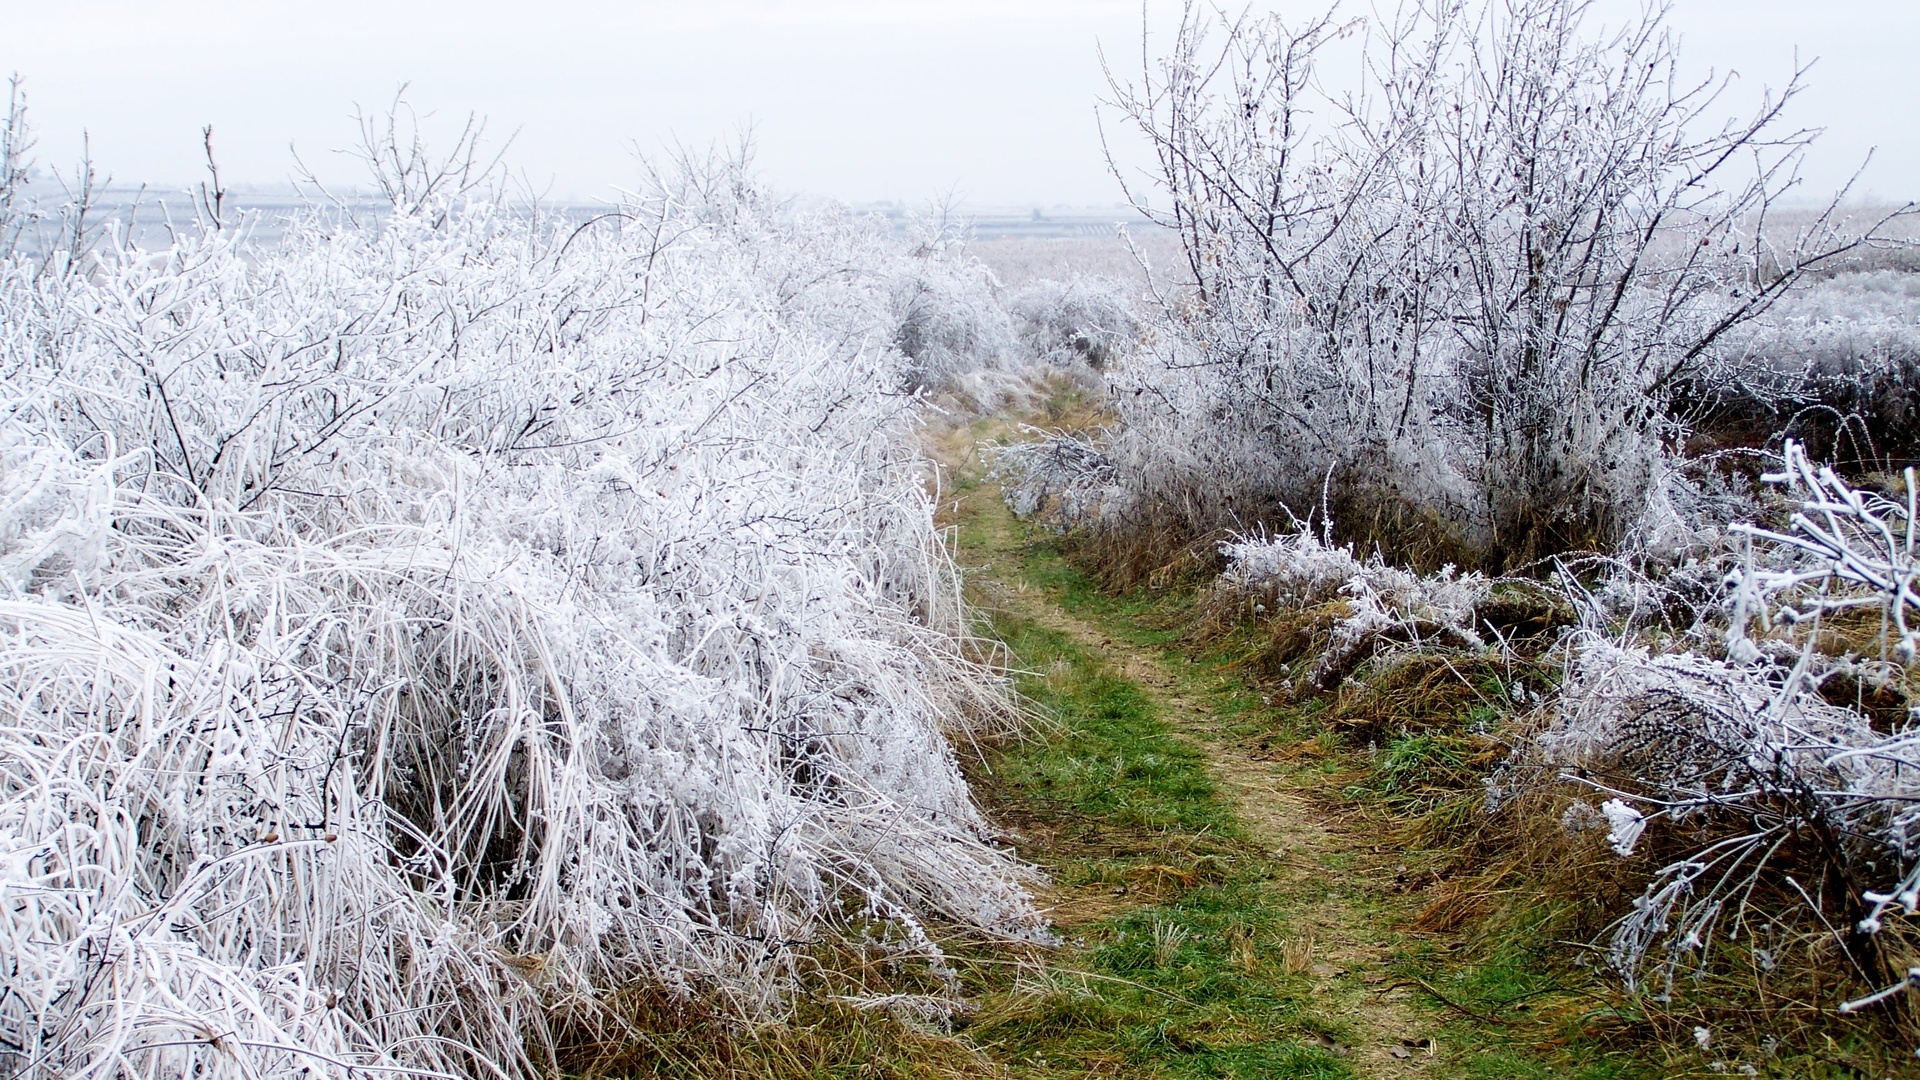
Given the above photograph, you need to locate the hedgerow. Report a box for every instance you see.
[0,129,1039,1077]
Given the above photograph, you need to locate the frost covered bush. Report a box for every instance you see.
[1725,441,1920,663]
[1536,641,1904,991]
[0,149,1039,1078]
[997,368,1327,588]
[1006,277,1141,371]
[887,215,1018,393]
[1525,443,1920,999]
[1100,0,1910,569]
[889,263,1016,388]
[992,431,1127,528]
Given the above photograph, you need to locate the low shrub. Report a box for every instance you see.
[1005,276,1142,372]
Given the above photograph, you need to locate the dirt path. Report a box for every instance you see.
[932,419,1443,1077]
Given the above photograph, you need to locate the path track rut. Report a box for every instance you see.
[933,420,1445,1077]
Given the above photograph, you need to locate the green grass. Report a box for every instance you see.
[956,515,1693,1079]
[976,614,1230,838]
[961,607,1364,1080]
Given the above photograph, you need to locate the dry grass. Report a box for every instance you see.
[1327,654,1529,737]
[1414,775,1920,1070]
[556,990,999,1080]
[1278,934,1316,979]
[1054,466,1561,595]
[1059,518,1231,593]
[1323,483,1497,575]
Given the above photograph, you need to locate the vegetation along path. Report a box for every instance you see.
[929,408,1672,1080]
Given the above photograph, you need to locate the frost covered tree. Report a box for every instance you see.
[0,75,32,258]
[1103,0,1910,567]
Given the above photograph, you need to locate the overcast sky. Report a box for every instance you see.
[1,0,1914,207]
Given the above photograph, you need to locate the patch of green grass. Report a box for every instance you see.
[962,608,1364,1080]
[1376,924,1662,1080]
[1377,733,1461,794]
[981,613,1233,839]
[960,538,1694,1078]
[1015,541,1188,647]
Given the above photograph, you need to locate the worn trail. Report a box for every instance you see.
[933,417,1446,1078]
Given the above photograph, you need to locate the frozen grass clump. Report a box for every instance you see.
[1536,639,1917,996]
[1217,528,1366,608]
[0,153,1039,1078]
[1216,528,1489,689]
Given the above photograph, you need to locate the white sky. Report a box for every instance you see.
[1,0,1914,207]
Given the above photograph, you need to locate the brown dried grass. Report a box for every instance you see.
[553,942,1002,1080]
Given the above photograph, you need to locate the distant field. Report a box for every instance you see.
[21,185,1192,290]
[967,205,1920,293]
[851,201,1187,291]
[54,186,1908,292]
[971,229,1185,291]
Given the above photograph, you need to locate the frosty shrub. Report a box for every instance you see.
[1699,270,1920,467]
[886,213,1019,394]
[0,146,1039,1078]
[0,76,32,259]
[1537,641,1897,993]
[1100,0,1912,569]
[1528,443,1920,1000]
[992,430,1128,529]
[1006,276,1141,372]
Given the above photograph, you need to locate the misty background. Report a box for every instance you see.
[0,0,1914,211]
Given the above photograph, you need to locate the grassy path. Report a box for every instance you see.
[609,411,1813,1079]
[932,418,1463,1079]
[604,411,1682,1079]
